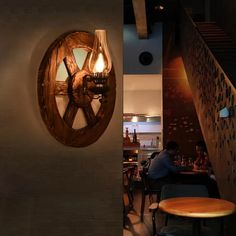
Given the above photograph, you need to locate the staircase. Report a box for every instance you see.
[179,7,236,202]
[196,22,236,87]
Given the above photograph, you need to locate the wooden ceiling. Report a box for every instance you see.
[124,0,180,38]
[132,0,148,39]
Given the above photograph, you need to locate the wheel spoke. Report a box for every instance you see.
[82,103,97,126]
[55,81,68,95]
[63,101,78,127]
[82,51,91,71]
[63,45,79,77]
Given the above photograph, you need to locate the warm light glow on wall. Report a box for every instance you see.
[170,57,193,99]
[131,116,138,122]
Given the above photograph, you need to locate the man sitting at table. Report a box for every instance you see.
[148,141,186,190]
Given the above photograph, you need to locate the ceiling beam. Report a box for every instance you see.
[132,0,148,39]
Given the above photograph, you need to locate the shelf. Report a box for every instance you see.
[123,146,160,151]
[140,147,161,151]
[128,132,161,134]
[123,161,138,165]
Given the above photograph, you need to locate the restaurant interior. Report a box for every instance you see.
[123,0,236,235]
[0,0,235,236]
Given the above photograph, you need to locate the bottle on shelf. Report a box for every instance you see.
[123,127,131,146]
[156,136,160,148]
[125,127,130,139]
[133,129,137,143]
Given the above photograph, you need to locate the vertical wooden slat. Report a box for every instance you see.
[132,0,148,39]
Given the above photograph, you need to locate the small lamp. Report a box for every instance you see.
[84,29,112,98]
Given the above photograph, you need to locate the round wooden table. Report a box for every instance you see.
[159,197,236,236]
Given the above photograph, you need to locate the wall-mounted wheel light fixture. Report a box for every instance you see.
[38,30,116,147]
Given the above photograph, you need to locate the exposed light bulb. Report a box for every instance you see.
[132,116,138,122]
[94,52,105,73]
[88,30,112,75]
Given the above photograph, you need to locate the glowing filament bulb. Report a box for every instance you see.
[88,30,111,75]
[94,52,105,73]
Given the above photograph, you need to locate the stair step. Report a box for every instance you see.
[199,31,228,35]
[202,35,231,39]
[197,27,225,31]
[198,28,223,30]
[204,39,233,43]
[196,25,219,28]
[212,51,236,56]
[212,48,236,52]
[218,61,236,67]
[215,56,236,61]
[208,45,235,49]
[202,35,231,38]
[206,43,234,47]
[198,26,223,29]
[214,51,236,56]
[219,61,236,69]
[208,44,236,48]
[197,26,224,29]
[199,33,226,36]
[198,27,224,30]
[196,23,221,27]
[195,21,217,24]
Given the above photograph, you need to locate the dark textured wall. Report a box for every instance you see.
[0,1,123,235]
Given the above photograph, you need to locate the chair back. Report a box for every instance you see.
[140,169,150,193]
[161,184,209,200]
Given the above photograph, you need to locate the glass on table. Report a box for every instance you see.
[181,156,187,166]
[187,157,194,168]
[174,154,182,166]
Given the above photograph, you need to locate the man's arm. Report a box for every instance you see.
[164,157,185,173]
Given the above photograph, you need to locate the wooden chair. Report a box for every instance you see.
[139,152,161,221]
[123,166,135,209]
[140,170,162,221]
[123,167,136,227]
[161,183,209,199]
[149,202,158,236]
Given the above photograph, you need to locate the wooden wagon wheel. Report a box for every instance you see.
[38,31,116,147]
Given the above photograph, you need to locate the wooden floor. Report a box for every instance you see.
[123,186,232,236]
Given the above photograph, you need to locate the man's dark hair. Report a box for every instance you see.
[165,141,179,150]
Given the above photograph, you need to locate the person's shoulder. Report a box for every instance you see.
[159,149,167,155]
[157,150,167,158]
